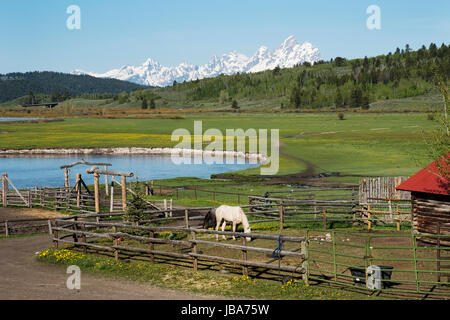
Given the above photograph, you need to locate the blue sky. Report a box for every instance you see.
[0,0,448,74]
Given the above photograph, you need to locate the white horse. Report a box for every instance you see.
[214,205,251,242]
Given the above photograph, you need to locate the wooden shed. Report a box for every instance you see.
[396,155,450,245]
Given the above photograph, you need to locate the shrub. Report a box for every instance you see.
[338,112,345,120]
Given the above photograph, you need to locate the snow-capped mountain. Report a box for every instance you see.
[73,35,320,87]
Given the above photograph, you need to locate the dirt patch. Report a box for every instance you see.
[0,207,65,221]
[0,207,67,236]
[0,235,225,300]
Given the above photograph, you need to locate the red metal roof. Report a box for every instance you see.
[396,154,450,196]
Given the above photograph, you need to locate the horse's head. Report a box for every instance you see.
[202,209,217,229]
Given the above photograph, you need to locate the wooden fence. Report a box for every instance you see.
[51,213,308,280]
[359,176,411,204]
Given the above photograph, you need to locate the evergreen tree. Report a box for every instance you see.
[141,98,148,109]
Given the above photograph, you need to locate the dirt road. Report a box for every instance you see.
[0,235,225,300]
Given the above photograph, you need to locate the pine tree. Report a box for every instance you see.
[141,98,148,109]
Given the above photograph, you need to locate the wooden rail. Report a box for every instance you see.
[52,216,307,277]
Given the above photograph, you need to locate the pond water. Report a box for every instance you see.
[0,155,259,189]
[0,117,43,122]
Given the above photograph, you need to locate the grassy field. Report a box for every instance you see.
[0,112,439,184]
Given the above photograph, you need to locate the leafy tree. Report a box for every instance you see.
[150,99,156,109]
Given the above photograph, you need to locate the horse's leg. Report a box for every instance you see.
[232,222,236,240]
[215,221,220,241]
[221,221,227,240]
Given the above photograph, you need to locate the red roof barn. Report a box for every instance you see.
[396,155,450,245]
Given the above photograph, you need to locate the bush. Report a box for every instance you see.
[338,112,345,120]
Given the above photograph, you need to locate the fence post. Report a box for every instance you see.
[164,199,168,218]
[4,221,9,237]
[241,236,248,276]
[185,209,189,228]
[104,165,109,196]
[72,217,78,244]
[301,234,309,286]
[367,204,371,231]
[332,231,337,281]
[121,176,127,211]
[437,222,441,284]
[191,231,198,272]
[412,235,420,293]
[2,173,8,207]
[396,204,400,232]
[323,209,327,231]
[149,230,154,263]
[52,220,58,248]
[76,174,81,208]
[47,219,52,235]
[278,205,284,231]
[81,223,87,254]
[94,172,100,213]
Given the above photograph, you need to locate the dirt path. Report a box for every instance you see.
[0,235,226,300]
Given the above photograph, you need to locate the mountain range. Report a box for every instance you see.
[73,35,321,87]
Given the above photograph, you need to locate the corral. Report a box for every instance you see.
[1,166,449,299]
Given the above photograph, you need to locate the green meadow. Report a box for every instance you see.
[0,112,438,183]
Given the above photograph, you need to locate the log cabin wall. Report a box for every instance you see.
[411,191,450,245]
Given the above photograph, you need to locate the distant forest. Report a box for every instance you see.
[0,71,148,103]
[157,42,449,109]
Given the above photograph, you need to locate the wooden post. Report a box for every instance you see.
[301,239,309,285]
[169,199,173,217]
[94,172,100,213]
[113,239,119,261]
[2,173,8,207]
[47,219,52,235]
[104,165,109,196]
[191,232,198,271]
[52,220,58,248]
[64,168,69,192]
[110,179,115,212]
[81,223,87,254]
[76,174,81,208]
[4,221,9,237]
[27,190,32,208]
[149,230,155,263]
[185,209,189,228]
[323,209,327,231]
[388,199,393,223]
[367,204,371,230]
[164,199,168,218]
[72,217,78,244]
[437,222,441,284]
[278,205,284,231]
[396,204,400,232]
[241,236,248,276]
[121,176,127,211]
